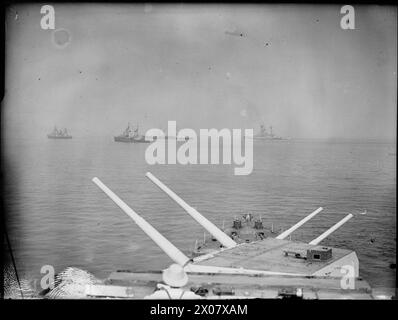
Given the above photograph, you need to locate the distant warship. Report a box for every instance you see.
[253,124,285,140]
[114,123,149,143]
[47,126,72,139]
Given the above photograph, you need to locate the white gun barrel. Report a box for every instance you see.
[145,172,237,249]
[92,177,191,266]
[309,213,354,245]
[276,207,323,240]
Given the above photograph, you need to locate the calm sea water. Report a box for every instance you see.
[3,136,396,289]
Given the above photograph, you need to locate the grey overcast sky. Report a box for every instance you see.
[3,4,397,140]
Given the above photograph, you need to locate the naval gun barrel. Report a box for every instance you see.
[92,177,191,267]
[276,207,323,240]
[145,172,237,249]
[309,213,354,245]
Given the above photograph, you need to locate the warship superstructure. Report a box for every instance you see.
[191,213,273,257]
[47,126,72,139]
[114,123,149,143]
[41,173,393,299]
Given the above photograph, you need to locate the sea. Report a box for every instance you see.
[2,136,396,294]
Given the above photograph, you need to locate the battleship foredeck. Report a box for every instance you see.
[194,238,358,277]
[66,172,384,300]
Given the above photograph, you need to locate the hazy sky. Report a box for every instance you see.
[3,4,397,139]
